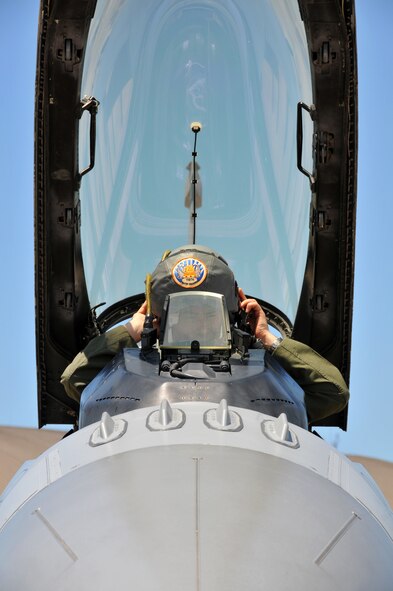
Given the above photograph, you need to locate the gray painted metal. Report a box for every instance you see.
[79,348,308,429]
[1,444,392,590]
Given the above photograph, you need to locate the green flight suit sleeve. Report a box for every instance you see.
[60,326,136,403]
[271,337,349,424]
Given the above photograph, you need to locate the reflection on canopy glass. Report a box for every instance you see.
[162,292,231,348]
[79,0,313,321]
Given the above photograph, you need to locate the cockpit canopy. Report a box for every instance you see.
[35,0,357,429]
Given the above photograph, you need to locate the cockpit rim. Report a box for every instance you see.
[94,293,293,339]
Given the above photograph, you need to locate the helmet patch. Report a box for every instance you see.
[172,257,207,288]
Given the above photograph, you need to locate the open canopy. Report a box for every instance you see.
[35,0,357,428]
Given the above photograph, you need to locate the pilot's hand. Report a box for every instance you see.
[238,288,276,348]
[124,301,148,343]
[125,301,160,342]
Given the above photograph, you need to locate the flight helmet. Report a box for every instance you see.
[150,245,238,320]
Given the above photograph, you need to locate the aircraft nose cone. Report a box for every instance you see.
[1,445,393,590]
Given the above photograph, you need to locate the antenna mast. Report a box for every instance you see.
[190,122,202,244]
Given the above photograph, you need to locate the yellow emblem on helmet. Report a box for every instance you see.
[172,257,207,288]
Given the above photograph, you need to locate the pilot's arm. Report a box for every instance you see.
[238,289,349,424]
[271,338,349,424]
[60,302,147,402]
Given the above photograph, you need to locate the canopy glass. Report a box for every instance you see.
[79,0,313,322]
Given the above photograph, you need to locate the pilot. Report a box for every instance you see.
[61,245,349,425]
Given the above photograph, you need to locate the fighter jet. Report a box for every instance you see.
[1,0,393,589]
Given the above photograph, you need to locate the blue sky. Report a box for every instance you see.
[1,0,392,463]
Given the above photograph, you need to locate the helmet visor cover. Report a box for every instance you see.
[162,292,231,348]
